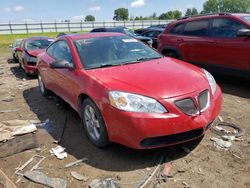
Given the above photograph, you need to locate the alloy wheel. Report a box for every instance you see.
[84,105,101,141]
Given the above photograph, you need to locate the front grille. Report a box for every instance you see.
[175,98,198,116]
[198,90,210,112]
[140,129,204,147]
[175,90,210,116]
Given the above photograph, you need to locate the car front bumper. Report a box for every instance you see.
[102,86,222,149]
[24,64,38,75]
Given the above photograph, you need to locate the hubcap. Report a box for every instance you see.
[38,75,45,94]
[84,105,100,141]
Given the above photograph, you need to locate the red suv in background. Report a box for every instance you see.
[158,13,250,78]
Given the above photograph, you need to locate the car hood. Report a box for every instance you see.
[27,49,45,57]
[86,57,209,99]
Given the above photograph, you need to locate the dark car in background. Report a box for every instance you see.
[141,28,164,48]
[16,37,54,76]
[10,39,23,63]
[134,24,168,35]
[90,27,153,46]
[158,13,250,78]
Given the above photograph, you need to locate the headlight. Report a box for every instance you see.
[109,91,167,113]
[202,69,216,95]
[27,56,37,62]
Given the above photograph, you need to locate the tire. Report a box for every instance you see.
[13,55,18,63]
[81,98,109,147]
[19,61,22,69]
[38,73,50,96]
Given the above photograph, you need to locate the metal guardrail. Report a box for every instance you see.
[0,20,172,34]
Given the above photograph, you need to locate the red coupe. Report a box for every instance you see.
[16,37,54,75]
[37,33,222,149]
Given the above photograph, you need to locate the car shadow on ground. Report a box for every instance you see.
[214,74,250,99]
[10,65,37,80]
[23,86,202,172]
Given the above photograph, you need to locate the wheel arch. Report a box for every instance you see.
[78,93,98,117]
[160,46,182,59]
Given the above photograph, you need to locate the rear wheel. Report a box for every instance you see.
[38,73,50,96]
[81,98,109,147]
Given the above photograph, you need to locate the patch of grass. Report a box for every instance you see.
[0,32,59,48]
[0,31,88,48]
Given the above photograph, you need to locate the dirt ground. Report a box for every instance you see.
[0,49,249,188]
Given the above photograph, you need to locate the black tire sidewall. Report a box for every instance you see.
[38,73,50,97]
[81,98,109,147]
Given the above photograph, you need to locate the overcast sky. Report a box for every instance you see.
[1,0,207,22]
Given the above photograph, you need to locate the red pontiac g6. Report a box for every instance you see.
[37,33,222,149]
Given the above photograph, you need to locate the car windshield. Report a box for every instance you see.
[74,36,162,69]
[241,16,250,23]
[26,39,53,51]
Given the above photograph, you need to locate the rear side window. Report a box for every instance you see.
[169,23,185,35]
[183,20,209,37]
[211,18,248,38]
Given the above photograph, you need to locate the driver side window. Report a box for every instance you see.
[47,40,73,63]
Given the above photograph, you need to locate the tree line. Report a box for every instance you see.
[84,0,250,21]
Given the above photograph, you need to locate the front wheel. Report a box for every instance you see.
[81,98,109,147]
[38,73,50,96]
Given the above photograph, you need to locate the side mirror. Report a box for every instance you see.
[237,29,250,37]
[50,60,74,69]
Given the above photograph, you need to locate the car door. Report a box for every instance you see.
[46,40,80,109]
[209,18,250,72]
[180,19,215,65]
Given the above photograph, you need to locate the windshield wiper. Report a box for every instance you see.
[93,63,121,69]
[136,56,162,61]
[122,60,140,65]
[121,56,163,65]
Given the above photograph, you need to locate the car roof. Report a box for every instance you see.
[92,27,128,30]
[168,13,250,28]
[149,24,168,28]
[145,28,165,31]
[63,32,126,40]
[175,13,250,23]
